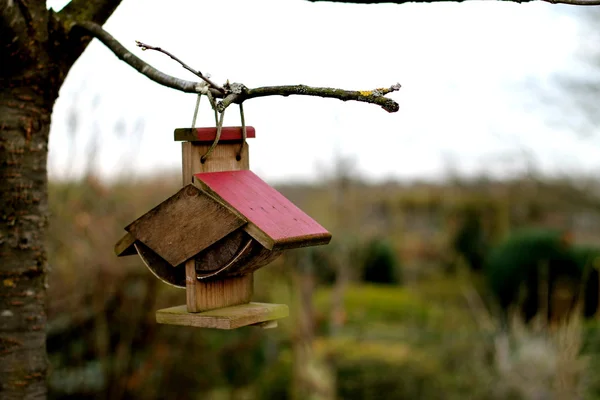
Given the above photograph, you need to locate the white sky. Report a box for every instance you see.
[46,0,599,184]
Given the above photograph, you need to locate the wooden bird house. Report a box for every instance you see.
[115,126,331,329]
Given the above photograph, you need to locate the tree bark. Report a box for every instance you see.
[0,4,59,396]
[0,2,122,397]
[0,79,56,398]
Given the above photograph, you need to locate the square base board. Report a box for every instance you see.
[156,302,289,330]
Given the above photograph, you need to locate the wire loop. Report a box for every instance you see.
[189,88,247,164]
[190,93,201,131]
[201,109,225,163]
[237,103,247,160]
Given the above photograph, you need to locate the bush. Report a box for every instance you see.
[452,208,487,271]
[483,228,579,322]
[361,238,402,285]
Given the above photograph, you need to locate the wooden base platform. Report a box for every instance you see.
[156,302,289,330]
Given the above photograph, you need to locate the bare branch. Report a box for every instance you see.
[135,41,225,93]
[247,84,401,113]
[72,21,221,96]
[56,0,124,79]
[308,0,600,4]
[306,0,600,4]
[72,21,401,113]
[59,0,124,25]
[307,0,469,3]
[219,84,401,113]
[544,0,600,4]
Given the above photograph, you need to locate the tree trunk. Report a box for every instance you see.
[0,78,57,398]
[1,3,125,398]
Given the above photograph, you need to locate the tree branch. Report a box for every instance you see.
[544,0,600,4]
[1,0,29,51]
[1,0,48,70]
[306,0,600,4]
[56,0,124,76]
[59,0,124,26]
[134,41,225,93]
[221,84,401,113]
[72,21,401,113]
[72,21,217,94]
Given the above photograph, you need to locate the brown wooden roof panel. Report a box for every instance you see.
[125,184,246,266]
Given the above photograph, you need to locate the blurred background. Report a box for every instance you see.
[45,0,600,399]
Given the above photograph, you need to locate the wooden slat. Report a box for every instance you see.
[181,141,256,314]
[186,272,253,312]
[194,170,332,250]
[182,141,249,185]
[175,127,256,142]
[126,184,246,267]
[156,302,289,329]
[193,230,283,278]
[114,232,137,256]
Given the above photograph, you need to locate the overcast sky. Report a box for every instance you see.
[46,0,599,184]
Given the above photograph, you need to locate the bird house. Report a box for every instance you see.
[115,126,331,329]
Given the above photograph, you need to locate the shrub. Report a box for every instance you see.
[361,238,402,285]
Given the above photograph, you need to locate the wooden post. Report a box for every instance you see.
[180,127,254,312]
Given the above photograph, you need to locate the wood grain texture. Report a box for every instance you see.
[156,302,289,329]
[194,170,332,250]
[126,184,245,267]
[182,142,249,185]
[194,229,251,272]
[193,230,283,279]
[186,259,198,310]
[185,273,253,312]
[179,137,258,316]
[115,232,137,256]
[175,126,256,142]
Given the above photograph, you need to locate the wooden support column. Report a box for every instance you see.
[180,127,254,313]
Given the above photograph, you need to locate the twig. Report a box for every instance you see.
[246,84,401,113]
[72,21,222,96]
[217,83,401,113]
[544,0,600,4]
[71,21,401,113]
[135,40,225,93]
[307,0,600,5]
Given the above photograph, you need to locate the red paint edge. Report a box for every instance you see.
[190,126,256,142]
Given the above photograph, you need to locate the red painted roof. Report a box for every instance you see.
[174,126,256,142]
[193,170,331,250]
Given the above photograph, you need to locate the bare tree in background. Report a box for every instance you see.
[547,8,600,138]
